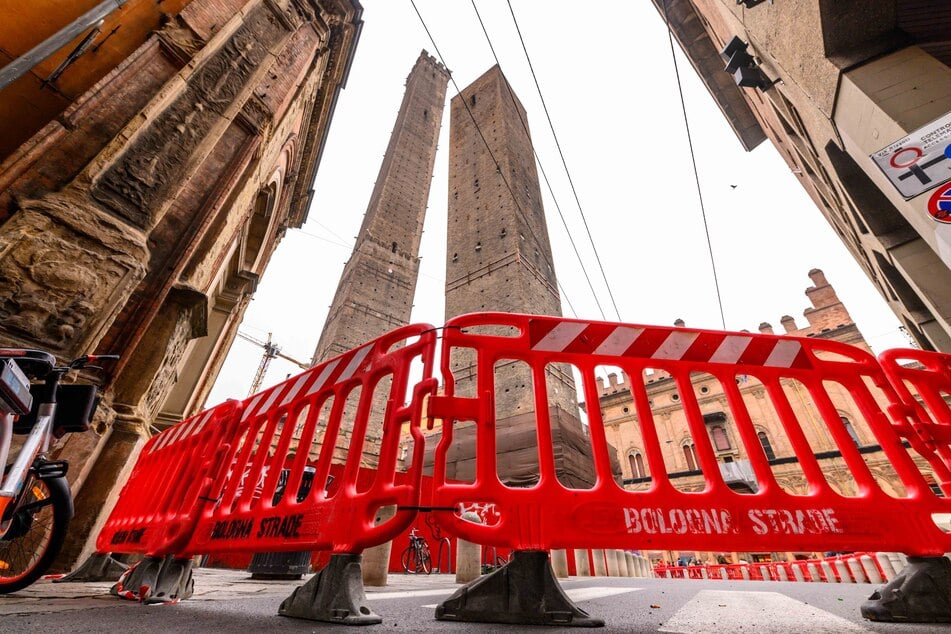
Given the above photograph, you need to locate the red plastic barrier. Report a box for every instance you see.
[182,324,437,556]
[878,349,951,487]
[99,324,437,559]
[98,399,243,555]
[428,313,951,556]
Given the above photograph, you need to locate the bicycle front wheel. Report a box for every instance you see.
[418,548,432,575]
[401,546,417,574]
[0,476,71,594]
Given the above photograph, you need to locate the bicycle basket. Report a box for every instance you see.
[14,384,99,434]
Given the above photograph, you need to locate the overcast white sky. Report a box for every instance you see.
[206,0,909,406]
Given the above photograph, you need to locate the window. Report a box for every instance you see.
[682,443,698,471]
[840,416,861,447]
[758,431,776,461]
[710,425,731,452]
[628,452,647,479]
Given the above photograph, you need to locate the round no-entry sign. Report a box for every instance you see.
[927,183,951,223]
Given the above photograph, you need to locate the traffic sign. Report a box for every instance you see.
[872,111,951,199]
[927,183,951,224]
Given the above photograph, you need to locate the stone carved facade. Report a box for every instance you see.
[0,0,362,568]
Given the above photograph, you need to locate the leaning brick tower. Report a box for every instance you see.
[311,51,449,463]
[442,65,599,488]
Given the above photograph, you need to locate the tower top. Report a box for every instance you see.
[414,49,451,79]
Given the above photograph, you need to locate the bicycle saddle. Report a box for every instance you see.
[0,349,56,379]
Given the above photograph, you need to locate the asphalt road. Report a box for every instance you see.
[0,568,945,633]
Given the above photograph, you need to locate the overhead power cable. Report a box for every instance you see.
[410,0,579,317]
[503,0,623,323]
[471,0,608,322]
[661,0,727,330]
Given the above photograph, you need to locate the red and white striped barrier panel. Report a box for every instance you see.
[427,313,951,556]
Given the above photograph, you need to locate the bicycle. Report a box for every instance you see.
[0,349,116,594]
[400,527,432,574]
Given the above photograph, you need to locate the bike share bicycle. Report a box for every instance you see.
[0,349,116,593]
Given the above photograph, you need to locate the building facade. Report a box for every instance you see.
[654,0,951,353]
[0,0,362,568]
[587,269,940,564]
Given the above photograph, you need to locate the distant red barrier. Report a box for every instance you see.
[98,400,243,555]
[427,313,951,556]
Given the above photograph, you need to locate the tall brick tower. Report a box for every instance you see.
[442,65,600,487]
[312,51,449,364]
[311,51,449,465]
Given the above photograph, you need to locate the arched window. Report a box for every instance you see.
[757,431,776,461]
[628,452,647,479]
[682,443,698,471]
[840,416,861,446]
[710,425,731,451]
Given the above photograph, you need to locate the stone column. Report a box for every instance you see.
[592,549,607,576]
[362,506,397,587]
[875,553,897,580]
[846,557,867,583]
[574,550,591,576]
[625,551,635,577]
[455,512,482,583]
[551,549,569,579]
[860,555,884,584]
[606,550,621,577]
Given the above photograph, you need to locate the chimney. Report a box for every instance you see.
[758,322,774,335]
[780,315,797,333]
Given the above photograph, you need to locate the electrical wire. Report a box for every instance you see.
[661,0,727,329]
[503,0,623,322]
[471,0,608,321]
[410,0,579,317]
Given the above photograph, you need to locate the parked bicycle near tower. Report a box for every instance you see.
[401,527,432,574]
[0,349,117,593]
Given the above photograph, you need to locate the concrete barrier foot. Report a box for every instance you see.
[109,555,163,601]
[278,553,381,625]
[55,552,128,583]
[861,556,951,623]
[144,557,194,604]
[435,549,604,627]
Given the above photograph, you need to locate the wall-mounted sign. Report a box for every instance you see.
[927,182,951,224]
[872,111,951,199]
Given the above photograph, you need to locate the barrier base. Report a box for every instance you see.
[861,556,951,623]
[278,553,381,625]
[54,552,128,583]
[435,550,604,627]
[109,555,194,604]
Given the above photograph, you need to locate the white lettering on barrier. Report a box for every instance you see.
[623,508,736,535]
[621,507,843,536]
[748,508,842,535]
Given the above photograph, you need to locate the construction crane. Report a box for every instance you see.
[237,331,310,395]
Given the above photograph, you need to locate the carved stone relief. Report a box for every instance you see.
[142,285,208,419]
[157,13,205,63]
[92,5,287,228]
[0,193,147,357]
